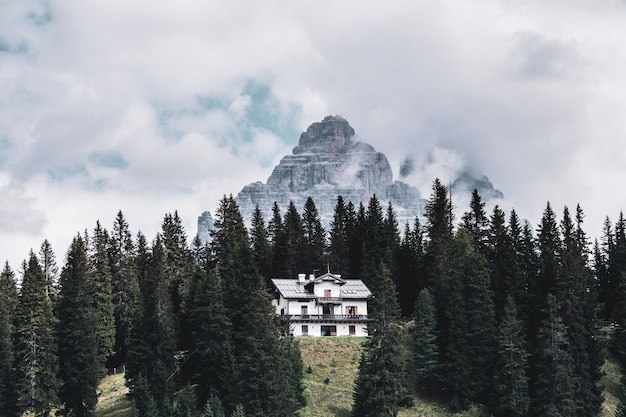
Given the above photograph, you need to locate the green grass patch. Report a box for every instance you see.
[95,373,132,417]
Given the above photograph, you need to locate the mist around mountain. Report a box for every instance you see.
[198,115,503,242]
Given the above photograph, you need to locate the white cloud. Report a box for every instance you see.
[1,0,626,269]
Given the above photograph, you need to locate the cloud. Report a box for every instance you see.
[1,0,626,269]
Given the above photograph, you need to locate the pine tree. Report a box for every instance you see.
[211,195,304,417]
[302,196,327,274]
[493,296,529,417]
[90,221,116,372]
[352,264,409,417]
[231,404,246,417]
[0,262,19,417]
[57,235,102,417]
[250,205,273,286]
[461,188,489,255]
[109,210,140,368]
[459,229,497,406]
[38,240,59,301]
[268,202,288,276]
[14,252,59,416]
[397,217,424,317]
[328,195,351,275]
[283,201,307,277]
[531,294,576,417]
[185,267,235,408]
[412,288,438,394]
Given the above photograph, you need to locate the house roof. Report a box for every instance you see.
[271,278,371,299]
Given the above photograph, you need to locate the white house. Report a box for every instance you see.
[271,271,371,337]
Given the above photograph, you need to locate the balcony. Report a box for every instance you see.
[289,314,369,322]
[316,297,343,305]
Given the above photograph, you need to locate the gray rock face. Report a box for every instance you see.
[235,115,425,227]
[196,211,214,245]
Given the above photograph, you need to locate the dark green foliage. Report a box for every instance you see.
[231,404,246,417]
[203,391,226,417]
[14,252,59,416]
[531,294,576,417]
[38,240,59,302]
[493,297,529,417]
[172,385,201,417]
[396,218,424,317]
[458,229,497,405]
[57,235,102,417]
[302,197,327,274]
[0,262,19,417]
[328,196,351,275]
[250,205,273,286]
[412,288,438,394]
[461,189,489,255]
[283,201,307,277]
[185,267,235,408]
[108,211,140,368]
[211,195,305,417]
[352,264,410,417]
[130,374,159,417]
[90,222,116,374]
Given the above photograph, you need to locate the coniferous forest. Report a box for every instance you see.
[2,179,626,416]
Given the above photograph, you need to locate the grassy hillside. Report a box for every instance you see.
[93,336,621,417]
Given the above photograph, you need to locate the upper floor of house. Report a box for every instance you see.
[271,271,371,322]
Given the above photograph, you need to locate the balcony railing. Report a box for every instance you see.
[289,314,369,322]
[317,297,343,304]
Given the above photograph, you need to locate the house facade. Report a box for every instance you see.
[271,271,371,337]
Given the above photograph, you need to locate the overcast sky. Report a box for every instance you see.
[2,0,626,271]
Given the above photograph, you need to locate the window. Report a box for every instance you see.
[302,325,308,336]
[346,306,358,316]
[321,325,337,336]
[349,325,356,336]
[301,305,308,316]
[324,289,331,297]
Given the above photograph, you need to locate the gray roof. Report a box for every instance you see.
[271,278,371,299]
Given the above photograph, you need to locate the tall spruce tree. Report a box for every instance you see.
[302,197,327,274]
[211,195,304,416]
[412,288,438,395]
[461,188,489,255]
[328,196,351,275]
[283,201,307,278]
[57,235,103,417]
[185,266,235,408]
[249,205,273,286]
[397,217,424,316]
[38,240,59,301]
[0,262,19,417]
[493,296,529,417]
[352,264,409,417]
[108,210,140,368]
[90,222,116,372]
[14,252,59,416]
[531,294,576,417]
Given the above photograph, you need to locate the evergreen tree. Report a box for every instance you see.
[487,205,519,319]
[250,205,273,286]
[531,294,576,417]
[0,262,19,417]
[268,202,288,276]
[283,201,307,277]
[362,196,387,282]
[126,237,176,417]
[57,235,102,417]
[461,188,489,255]
[185,267,235,408]
[38,240,59,301]
[211,195,304,417]
[231,404,246,417]
[203,391,226,417]
[328,196,351,275]
[90,221,116,372]
[14,252,59,416]
[459,229,497,406]
[347,202,366,279]
[412,288,438,395]
[302,197,327,274]
[423,178,454,294]
[352,264,409,417]
[108,210,140,368]
[493,296,529,417]
[396,217,424,317]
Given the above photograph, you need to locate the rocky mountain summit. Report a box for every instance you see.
[235,115,423,227]
[197,115,502,243]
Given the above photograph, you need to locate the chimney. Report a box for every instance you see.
[308,274,315,281]
[298,274,306,284]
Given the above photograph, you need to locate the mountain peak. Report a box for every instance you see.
[293,115,356,154]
